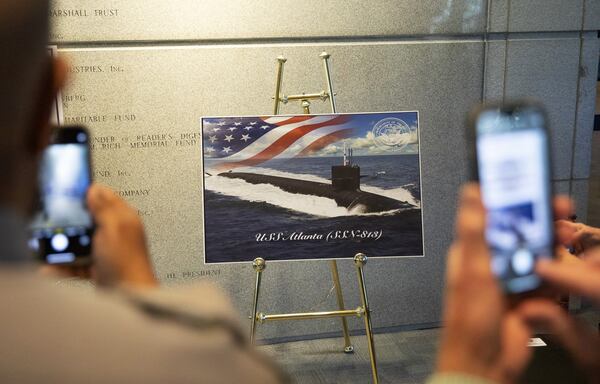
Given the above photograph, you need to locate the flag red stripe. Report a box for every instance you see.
[218,115,349,170]
[272,115,314,126]
[295,128,355,158]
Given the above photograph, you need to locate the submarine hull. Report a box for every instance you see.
[218,172,415,213]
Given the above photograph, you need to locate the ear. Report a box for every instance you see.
[26,56,68,154]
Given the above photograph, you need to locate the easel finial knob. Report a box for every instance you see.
[354,253,367,266]
[319,52,331,60]
[252,257,266,272]
[277,55,287,63]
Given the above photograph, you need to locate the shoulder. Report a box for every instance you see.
[0,270,287,383]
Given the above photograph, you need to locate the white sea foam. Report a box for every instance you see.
[205,175,351,217]
[204,167,420,217]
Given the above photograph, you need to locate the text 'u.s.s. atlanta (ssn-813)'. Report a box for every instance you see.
[255,230,384,242]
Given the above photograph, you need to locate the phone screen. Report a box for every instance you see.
[475,107,553,293]
[29,127,93,264]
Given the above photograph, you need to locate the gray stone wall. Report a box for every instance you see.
[50,0,599,342]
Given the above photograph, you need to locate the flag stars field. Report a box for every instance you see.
[202,115,355,168]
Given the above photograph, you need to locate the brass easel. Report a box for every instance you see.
[249,52,379,384]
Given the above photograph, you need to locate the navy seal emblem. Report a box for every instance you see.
[372,117,416,149]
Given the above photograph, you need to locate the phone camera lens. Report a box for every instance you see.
[76,132,87,143]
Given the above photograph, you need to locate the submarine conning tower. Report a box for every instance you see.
[331,143,360,191]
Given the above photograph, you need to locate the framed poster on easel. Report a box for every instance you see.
[199,52,423,384]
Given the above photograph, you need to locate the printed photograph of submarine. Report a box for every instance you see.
[202,112,423,263]
[217,147,413,214]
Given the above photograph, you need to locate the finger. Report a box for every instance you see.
[536,259,600,304]
[519,300,600,372]
[555,220,582,246]
[553,196,574,221]
[454,183,490,274]
[575,225,600,253]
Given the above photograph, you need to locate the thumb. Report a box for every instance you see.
[454,183,490,275]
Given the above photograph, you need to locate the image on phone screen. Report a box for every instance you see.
[475,108,553,293]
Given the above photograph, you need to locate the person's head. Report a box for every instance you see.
[0,0,67,215]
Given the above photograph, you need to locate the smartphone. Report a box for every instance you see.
[469,102,554,294]
[29,126,94,265]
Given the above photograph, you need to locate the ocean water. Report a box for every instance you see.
[203,154,423,263]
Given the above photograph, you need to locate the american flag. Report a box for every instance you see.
[202,114,356,171]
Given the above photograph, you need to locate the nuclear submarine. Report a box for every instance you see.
[217,146,417,214]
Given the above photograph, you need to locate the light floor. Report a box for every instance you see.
[260,328,438,384]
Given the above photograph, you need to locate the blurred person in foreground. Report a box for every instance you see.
[428,184,600,384]
[0,1,286,382]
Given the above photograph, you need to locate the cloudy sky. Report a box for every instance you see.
[309,111,419,157]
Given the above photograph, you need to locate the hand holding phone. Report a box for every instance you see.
[84,184,157,287]
[469,102,554,294]
[29,126,93,265]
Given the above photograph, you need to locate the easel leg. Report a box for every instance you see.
[273,56,286,115]
[330,260,354,353]
[354,253,379,384]
[250,258,266,344]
